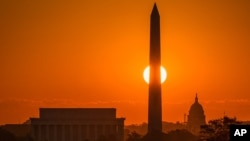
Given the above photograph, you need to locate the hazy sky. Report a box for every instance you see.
[0,0,250,125]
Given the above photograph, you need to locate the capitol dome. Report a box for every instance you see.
[187,94,206,134]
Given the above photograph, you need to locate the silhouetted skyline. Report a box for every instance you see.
[1,0,250,125]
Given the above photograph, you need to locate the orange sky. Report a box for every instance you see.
[0,0,250,125]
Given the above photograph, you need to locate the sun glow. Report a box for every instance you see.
[143,65,167,84]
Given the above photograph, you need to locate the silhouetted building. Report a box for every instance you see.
[187,94,206,134]
[30,108,125,141]
[148,3,162,135]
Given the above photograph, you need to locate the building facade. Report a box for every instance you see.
[187,94,206,134]
[30,108,125,141]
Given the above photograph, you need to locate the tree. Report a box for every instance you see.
[199,116,241,141]
[0,127,17,141]
[97,134,118,141]
[126,131,142,141]
[16,135,34,141]
[166,129,197,141]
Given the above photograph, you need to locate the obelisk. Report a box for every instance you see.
[148,3,162,134]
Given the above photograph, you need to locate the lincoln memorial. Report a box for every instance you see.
[30,108,125,141]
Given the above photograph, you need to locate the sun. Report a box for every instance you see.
[143,65,167,84]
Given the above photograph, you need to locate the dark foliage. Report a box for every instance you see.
[126,131,142,141]
[166,129,197,141]
[141,131,165,141]
[141,129,197,141]
[0,127,17,141]
[199,116,241,141]
[97,134,118,141]
[0,127,34,141]
[16,135,34,141]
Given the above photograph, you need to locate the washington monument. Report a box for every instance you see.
[148,3,162,135]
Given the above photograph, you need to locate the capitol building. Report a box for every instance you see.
[187,94,206,134]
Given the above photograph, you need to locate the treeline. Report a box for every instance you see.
[125,121,187,136]
[126,129,197,141]
[0,127,33,141]
[125,116,243,141]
